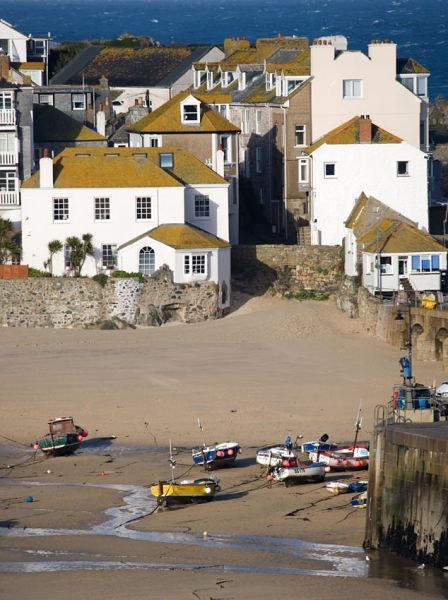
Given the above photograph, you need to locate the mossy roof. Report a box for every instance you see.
[345,192,416,235]
[22,146,226,189]
[307,116,402,153]
[360,221,446,254]
[397,57,430,75]
[119,223,230,250]
[34,105,106,142]
[127,90,239,133]
[61,46,194,87]
[19,62,45,71]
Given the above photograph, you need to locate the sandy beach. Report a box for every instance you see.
[0,295,447,599]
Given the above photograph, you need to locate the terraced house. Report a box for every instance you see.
[20,147,231,308]
[126,90,240,244]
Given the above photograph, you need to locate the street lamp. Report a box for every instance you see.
[395,299,413,386]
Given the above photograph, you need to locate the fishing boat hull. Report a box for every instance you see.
[309,447,369,471]
[35,425,87,457]
[150,477,220,505]
[256,445,297,468]
[272,461,326,486]
[192,442,240,470]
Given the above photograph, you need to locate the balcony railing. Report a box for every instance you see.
[0,109,16,125]
[0,151,18,166]
[0,191,19,206]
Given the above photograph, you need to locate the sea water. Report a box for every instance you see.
[2,0,447,98]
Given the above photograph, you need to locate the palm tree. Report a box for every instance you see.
[46,239,63,276]
[0,217,20,264]
[65,233,94,277]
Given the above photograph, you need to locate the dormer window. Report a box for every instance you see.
[266,72,275,91]
[181,95,201,124]
[222,71,235,88]
[206,70,214,90]
[193,69,203,89]
[238,72,246,91]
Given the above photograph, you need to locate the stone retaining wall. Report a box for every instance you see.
[232,245,342,294]
[0,266,220,329]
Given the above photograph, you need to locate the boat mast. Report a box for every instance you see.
[353,402,362,451]
[168,439,176,482]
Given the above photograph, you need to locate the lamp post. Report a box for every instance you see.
[395,298,413,386]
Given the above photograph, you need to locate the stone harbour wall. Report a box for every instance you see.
[0,267,221,329]
[232,245,342,294]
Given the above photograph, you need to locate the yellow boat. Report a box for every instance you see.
[150,477,220,506]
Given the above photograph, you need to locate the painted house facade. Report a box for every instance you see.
[20,147,231,306]
[0,57,34,227]
[127,91,240,244]
[310,39,429,151]
[305,116,429,246]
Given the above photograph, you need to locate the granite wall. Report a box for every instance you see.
[0,266,221,329]
[232,245,342,295]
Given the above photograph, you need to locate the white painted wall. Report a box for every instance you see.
[0,21,27,63]
[310,42,423,148]
[362,252,446,293]
[112,86,171,115]
[344,228,358,276]
[185,185,229,242]
[21,185,184,275]
[311,142,429,246]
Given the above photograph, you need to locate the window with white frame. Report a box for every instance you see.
[411,255,440,272]
[238,71,246,91]
[241,108,250,134]
[145,134,161,147]
[255,109,262,134]
[298,158,308,183]
[416,76,427,97]
[194,194,210,217]
[182,103,200,123]
[380,256,392,274]
[71,93,86,110]
[255,147,262,174]
[53,197,69,221]
[0,91,13,110]
[39,93,54,106]
[342,79,362,98]
[216,104,229,119]
[33,40,46,55]
[295,124,306,147]
[324,163,336,178]
[136,196,152,220]
[266,72,275,91]
[286,78,301,95]
[397,161,409,176]
[102,244,117,268]
[139,246,155,275]
[0,170,16,191]
[0,131,15,152]
[95,197,110,220]
[219,134,231,164]
[184,254,206,275]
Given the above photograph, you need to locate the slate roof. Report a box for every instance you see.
[19,62,45,71]
[360,221,446,254]
[118,223,230,250]
[22,146,227,189]
[345,192,416,236]
[396,57,430,75]
[51,45,217,88]
[128,90,240,133]
[34,105,106,142]
[307,116,402,153]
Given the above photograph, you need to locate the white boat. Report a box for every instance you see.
[256,445,297,468]
[271,461,326,486]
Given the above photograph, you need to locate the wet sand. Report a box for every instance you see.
[0,296,446,598]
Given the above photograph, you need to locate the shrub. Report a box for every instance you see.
[111,270,144,282]
[28,267,51,277]
[283,290,330,302]
[92,273,108,287]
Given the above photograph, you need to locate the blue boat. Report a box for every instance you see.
[192,442,240,470]
[301,433,338,454]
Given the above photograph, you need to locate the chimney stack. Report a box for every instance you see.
[0,53,10,82]
[39,149,54,188]
[96,102,106,137]
[216,143,225,177]
[359,115,372,144]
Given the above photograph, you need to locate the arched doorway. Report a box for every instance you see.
[139,247,155,275]
[435,328,448,361]
[411,323,424,360]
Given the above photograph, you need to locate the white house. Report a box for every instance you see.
[360,220,447,295]
[304,116,429,246]
[20,146,231,307]
[310,39,429,150]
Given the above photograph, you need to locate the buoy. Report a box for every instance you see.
[282,460,289,467]
[217,451,224,458]
[227,448,234,456]
[33,443,40,450]
[25,496,33,503]
[203,531,208,539]
[81,429,88,438]
[46,469,52,474]
[324,466,331,473]
[77,435,83,442]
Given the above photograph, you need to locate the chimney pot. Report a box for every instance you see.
[43,148,49,158]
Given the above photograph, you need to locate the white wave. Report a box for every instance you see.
[150,19,159,23]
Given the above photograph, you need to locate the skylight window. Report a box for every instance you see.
[159,152,174,168]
